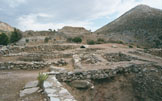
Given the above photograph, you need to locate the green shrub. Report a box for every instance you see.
[10,28,22,43]
[129,45,133,48]
[0,33,9,45]
[44,37,50,43]
[37,73,48,88]
[25,39,29,43]
[137,45,141,48]
[87,40,95,45]
[154,40,161,48]
[96,38,105,44]
[72,37,82,43]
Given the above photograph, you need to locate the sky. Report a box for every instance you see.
[0,0,162,31]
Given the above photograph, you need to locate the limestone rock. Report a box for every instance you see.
[70,80,92,89]
[24,80,38,89]
[20,87,39,97]
[50,97,60,101]
[49,66,66,72]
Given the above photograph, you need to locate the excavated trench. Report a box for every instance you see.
[59,64,162,101]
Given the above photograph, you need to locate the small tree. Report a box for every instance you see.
[72,37,82,43]
[44,37,50,43]
[10,28,22,43]
[25,39,29,43]
[48,29,52,32]
[0,33,9,45]
[96,38,105,44]
[87,40,95,45]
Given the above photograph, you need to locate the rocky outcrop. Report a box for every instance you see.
[0,21,14,32]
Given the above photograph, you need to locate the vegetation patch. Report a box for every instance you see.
[87,40,96,45]
[0,33,9,45]
[67,37,82,43]
[37,73,48,88]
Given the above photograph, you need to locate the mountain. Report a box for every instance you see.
[0,21,14,32]
[95,5,162,48]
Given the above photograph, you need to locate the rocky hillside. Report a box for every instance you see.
[95,5,162,48]
[58,26,90,36]
[0,21,14,32]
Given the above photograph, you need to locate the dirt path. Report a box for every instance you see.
[0,69,47,101]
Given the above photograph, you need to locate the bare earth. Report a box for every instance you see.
[0,69,46,101]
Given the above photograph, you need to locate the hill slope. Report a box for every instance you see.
[0,21,14,32]
[95,5,162,48]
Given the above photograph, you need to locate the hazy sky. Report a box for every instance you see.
[0,0,162,31]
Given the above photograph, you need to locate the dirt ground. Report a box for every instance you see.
[0,69,47,101]
[63,74,137,101]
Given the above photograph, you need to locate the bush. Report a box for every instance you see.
[10,28,22,43]
[137,45,141,48]
[72,37,82,43]
[44,37,50,43]
[37,73,48,88]
[87,40,95,45]
[0,33,9,45]
[96,38,105,44]
[129,45,133,48]
[25,39,29,43]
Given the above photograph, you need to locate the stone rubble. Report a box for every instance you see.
[43,76,76,101]
[20,80,39,97]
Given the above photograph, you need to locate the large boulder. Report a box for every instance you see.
[20,87,39,97]
[24,80,38,89]
[70,80,92,89]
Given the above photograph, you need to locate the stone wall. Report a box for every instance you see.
[144,49,162,58]
[0,62,49,70]
[0,44,79,55]
[56,63,161,82]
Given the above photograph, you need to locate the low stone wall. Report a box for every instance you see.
[0,44,79,55]
[56,63,161,82]
[0,62,49,70]
[144,49,162,58]
[23,52,73,59]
